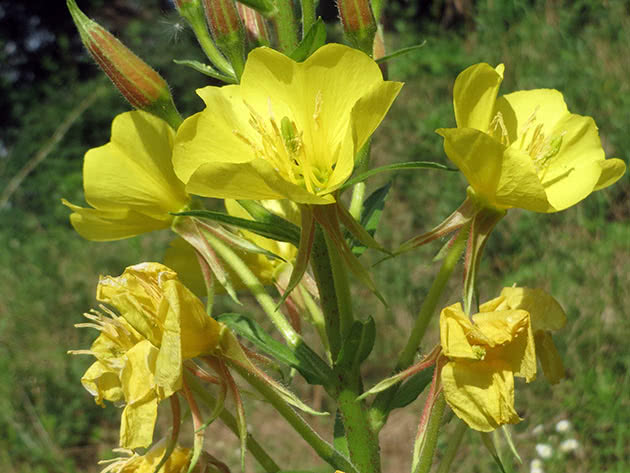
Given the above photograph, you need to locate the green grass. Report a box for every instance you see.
[1,0,628,471]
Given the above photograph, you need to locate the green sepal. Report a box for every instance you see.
[479,432,508,473]
[173,209,300,246]
[289,18,327,62]
[389,367,433,410]
[333,410,350,458]
[237,199,302,244]
[340,161,456,191]
[173,59,237,83]
[375,41,427,64]
[217,313,333,386]
[350,181,391,256]
[335,316,376,370]
[501,425,523,464]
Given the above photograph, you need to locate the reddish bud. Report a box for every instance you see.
[337,0,377,55]
[67,0,181,127]
[237,3,271,47]
[203,0,246,77]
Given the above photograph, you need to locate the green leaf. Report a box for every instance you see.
[172,209,300,246]
[480,432,508,473]
[389,367,433,410]
[217,313,332,385]
[501,425,522,464]
[340,161,456,191]
[173,59,237,83]
[336,316,376,370]
[351,182,391,256]
[289,18,326,62]
[375,41,427,64]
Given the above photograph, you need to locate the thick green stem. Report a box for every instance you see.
[309,226,342,358]
[186,373,280,472]
[202,230,300,347]
[183,9,235,77]
[369,228,467,431]
[271,0,298,52]
[301,0,316,38]
[436,419,467,473]
[413,394,446,473]
[323,229,354,342]
[230,362,358,473]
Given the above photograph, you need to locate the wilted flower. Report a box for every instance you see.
[439,301,536,431]
[99,443,196,473]
[63,112,190,241]
[72,263,220,448]
[437,63,625,212]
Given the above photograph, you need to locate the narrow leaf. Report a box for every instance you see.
[340,161,455,190]
[501,425,522,464]
[173,209,300,246]
[350,182,391,256]
[289,18,326,62]
[389,367,433,410]
[480,432,508,473]
[336,316,376,369]
[375,41,427,64]
[173,59,237,83]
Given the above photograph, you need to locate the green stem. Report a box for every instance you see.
[309,225,342,359]
[183,8,235,77]
[271,0,298,52]
[323,229,354,342]
[230,362,358,473]
[436,419,467,473]
[186,372,281,472]
[348,182,366,221]
[202,230,300,348]
[369,227,467,431]
[413,393,446,473]
[301,0,316,38]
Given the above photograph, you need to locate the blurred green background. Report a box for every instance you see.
[0,0,628,472]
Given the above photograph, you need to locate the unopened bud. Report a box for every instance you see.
[237,3,271,47]
[203,0,247,78]
[67,0,181,128]
[338,0,377,55]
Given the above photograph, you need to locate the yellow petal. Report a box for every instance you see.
[121,340,158,403]
[439,303,478,360]
[163,237,207,298]
[441,359,520,432]
[494,147,551,212]
[62,199,170,241]
[593,158,626,191]
[535,331,565,384]
[83,111,188,217]
[499,287,567,333]
[120,396,159,449]
[472,309,531,347]
[436,128,505,207]
[81,360,123,405]
[453,63,504,131]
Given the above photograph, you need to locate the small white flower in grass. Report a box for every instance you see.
[530,458,545,473]
[532,424,545,436]
[536,443,554,459]
[560,438,580,453]
[555,419,572,433]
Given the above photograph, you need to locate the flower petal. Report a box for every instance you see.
[499,287,567,332]
[121,340,158,403]
[439,303,478,360]
[442,359,520,432]
[535,331,565,384]
[453,63,504,131]
[84,111,187,217]
[593,158,626,190]
[120,396,159,449]
[436,127,505,206]
[81,360,123,405]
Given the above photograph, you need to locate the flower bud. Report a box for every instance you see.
[237,3,271,47]
[66,0,181,128]
[337,0,377,55]
[203,0,247,77]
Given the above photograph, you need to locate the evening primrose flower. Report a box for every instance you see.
[72,262,220,448]
[99,444,196,473]
[173,43,402,204]
[437,63,625,212]
[439,301,537,431]
[484,287,567,383]
[63,111,190,241]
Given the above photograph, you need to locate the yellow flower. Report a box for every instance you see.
[482,287,567,384]
[99,444,194,473]
[74,262,220,448]
[173,43,402,204]
[63,111,190,240]
[437,63,625,212]
[439,301,536,431]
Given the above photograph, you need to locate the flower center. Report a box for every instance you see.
[489,108,565,177]
[234,96,332,194]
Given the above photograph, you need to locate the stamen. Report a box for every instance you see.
[488,111,509,145]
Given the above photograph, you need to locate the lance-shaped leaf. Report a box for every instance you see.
[335,316,376,370]
[389,367,434,410]
[335,201,388,255]
[479,431,508,473]
[173,59,238,83]
[340,161,455,191]
[375,42,427,64]
[289,18,327,62]
[348,182,391,256]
